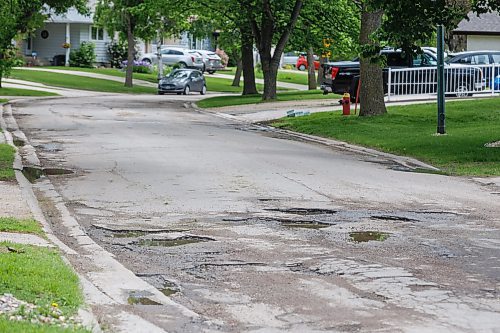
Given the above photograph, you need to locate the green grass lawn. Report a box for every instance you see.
[197,90,341,108]
[273,98,500,176]
[224,67,308,85]
[0,144,15,181]
[9,69,156,94]
[0,99,7,103]
[0,87,58,97]
[39,67,265,93]
[0,242,87,331]
[0,319,89,333]
[0,217,44,237]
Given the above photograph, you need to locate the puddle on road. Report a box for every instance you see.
[160,282,179,296]
[13,139,25,147]
[371,215,418,222]
[128,291,161,305]
[349,231,390,243]
[136,236,214,247]
[22,167,74,183]
[265,208,337,215]
[281,221,331,229]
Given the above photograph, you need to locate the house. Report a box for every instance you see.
[452,12,500,51]
[23,1,111,66]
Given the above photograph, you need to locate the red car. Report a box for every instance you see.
[296,54,320,71]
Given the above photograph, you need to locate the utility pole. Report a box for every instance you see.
[437,24,446,134]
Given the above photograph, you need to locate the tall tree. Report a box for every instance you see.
[242,0,303,100]
[190,0,258,94]
[288,0,360,89]
[0,0,87,87]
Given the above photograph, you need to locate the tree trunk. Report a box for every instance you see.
[125,14,135,88]
[232,59,242,87]
[317,56,327,86]
[306,47,317,90]
[359,7,386,116]
[241,26,258,95]
[261,53,279,100]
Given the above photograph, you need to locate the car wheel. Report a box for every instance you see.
[183,85,190,95]
[454,85,468,98]
[178,62,187,69]
[207,70,215,74]
[200,85,207,95]
[298,64,306,71]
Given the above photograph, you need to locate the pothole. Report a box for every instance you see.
[135,236,214,247]
[349,231,390,243]
[136,274,181,297]
[111,231,149,238]
[371,215,418,222]
[281,221,331,229]
[127,291,161,305]
[13,139,25,147]
[21,167,74,183]
[160,281,179,296]
[265,208,337,215]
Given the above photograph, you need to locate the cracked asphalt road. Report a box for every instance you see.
[10,94,500,332]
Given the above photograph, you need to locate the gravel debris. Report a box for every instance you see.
[0,293,81,328]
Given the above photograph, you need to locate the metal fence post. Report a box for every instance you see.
[387,68,392,102]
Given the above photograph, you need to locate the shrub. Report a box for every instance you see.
[121,60,152,73]
[107,40,128,68]
[0,47,23,80]
[282,64,295,70]
[69,41,96,68]
[215,48,229,67]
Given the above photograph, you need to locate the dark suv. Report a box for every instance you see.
[321,49,484,101]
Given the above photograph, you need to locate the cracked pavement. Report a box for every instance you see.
[6,94,500,332]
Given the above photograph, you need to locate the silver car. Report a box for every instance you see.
[193,50,225,74]
[141,47,204,71]
[158,69,207,95]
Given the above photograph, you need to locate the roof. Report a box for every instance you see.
[454,12,500,35]
[45,0,96,24]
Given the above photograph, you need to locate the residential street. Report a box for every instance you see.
[8,94,500,332]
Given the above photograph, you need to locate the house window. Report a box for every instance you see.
[91,26,104,41]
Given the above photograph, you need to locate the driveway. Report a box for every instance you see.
[10,94,500,332]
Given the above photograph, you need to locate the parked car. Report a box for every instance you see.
[141,47,204,71]
[321,48,484,101]
[446,50,500,89]
[296,54,320,71]
[282,51,301,68]
[158,69,206,95]
[193,50,225,74]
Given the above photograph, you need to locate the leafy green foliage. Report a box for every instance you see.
[107,40,128,68]
[69,42,96,68]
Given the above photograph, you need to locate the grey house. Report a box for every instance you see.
[24,4,111,66]
[453,12,500,51]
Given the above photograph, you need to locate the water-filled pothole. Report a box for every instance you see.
[265,208,337,215]
[128,291,161,305]
[136,236,214,247]
[371,215,418,222]
[13,139,25,147]
[349,231,390,243]
[160,282,179,296]
[22,167,74,183]
[281,221,331,229]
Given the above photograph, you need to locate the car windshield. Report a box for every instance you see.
[167,71,189,79]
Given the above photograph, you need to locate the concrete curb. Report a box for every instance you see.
[192,102,439,172]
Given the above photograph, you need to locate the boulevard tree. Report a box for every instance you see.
[0,0,87,87]
[241,0,304,100]
[96,0,189,88]
[287,0,360,90]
